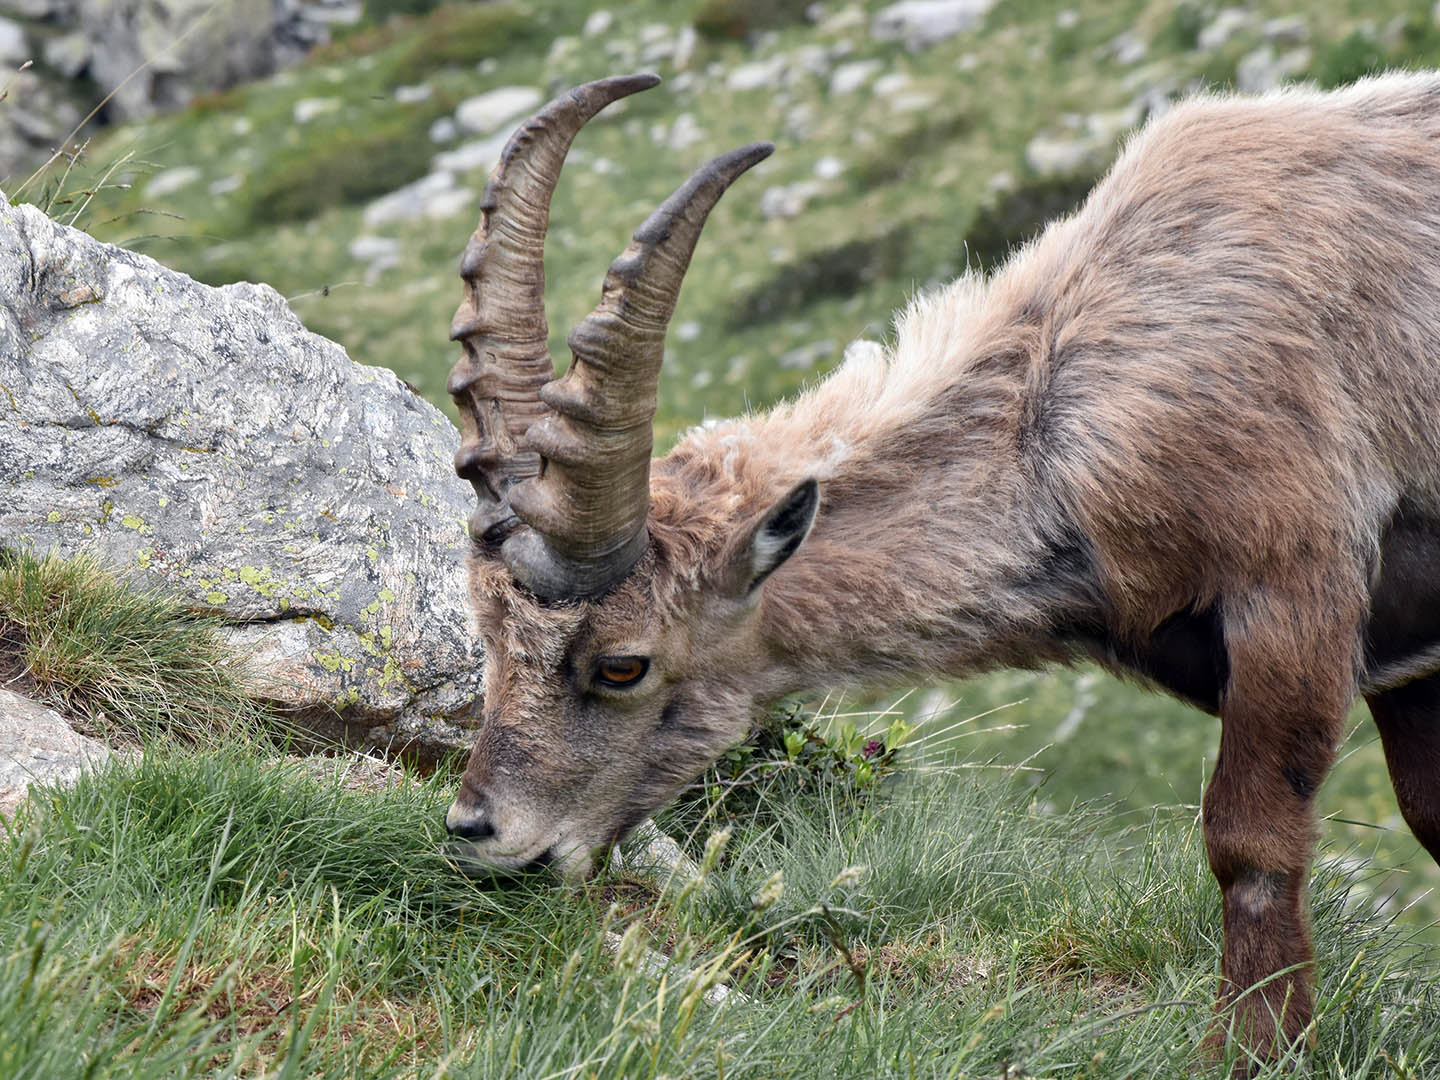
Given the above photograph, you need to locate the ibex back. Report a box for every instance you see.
[443,72,1440,1061]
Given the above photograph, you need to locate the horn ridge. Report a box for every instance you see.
[502,141,774,599]
[448,73,659,548]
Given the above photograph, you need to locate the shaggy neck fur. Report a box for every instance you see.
[649,269,1087,694]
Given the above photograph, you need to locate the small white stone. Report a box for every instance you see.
[349,235,401,261]
[873,71,910,96]
[676,321,702,342]
[583,9,613,37]
[666,113,704,151]
[394,83,432,105]
[0,17,29,66]
[829,59,881,95]
[727,57,785,91]
[673,25,699,69]
[208,174,243,196]
[146,166,202,197]
[871,0,996,50]
[814,155,845,180]
[1261,15,1309,46]
[454,86,542,135]
[760,181,825,220]
[1055,9,1078,29]
[293,97,341,124]
[231,117,253,136]
[429,116,458,144]
[1107,30,1146,65]
[1198,8,1255,51]
[778,339,836,369]
[431,131,510,174]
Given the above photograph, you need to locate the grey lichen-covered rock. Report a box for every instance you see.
[0,199,484,765]
[0,687,111,819]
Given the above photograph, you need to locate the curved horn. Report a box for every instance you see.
[503,141,775,599]
[447,73,660,547]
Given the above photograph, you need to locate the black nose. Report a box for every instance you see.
[446,790,496,841]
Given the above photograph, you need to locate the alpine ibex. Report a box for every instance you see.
[444,72,1440,1058]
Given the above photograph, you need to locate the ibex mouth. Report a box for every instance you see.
[445,842,554,885]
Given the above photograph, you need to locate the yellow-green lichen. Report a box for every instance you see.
[205,591,228,605]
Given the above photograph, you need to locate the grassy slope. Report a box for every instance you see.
[54,0,1440,928]
[3,0,1440,1069]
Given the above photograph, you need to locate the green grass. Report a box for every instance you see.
[1,734,1435,1077]
[7,2,1440,1069]
[0,549,264,742]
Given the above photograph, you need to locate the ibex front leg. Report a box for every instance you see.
[1202,579,1359,1068]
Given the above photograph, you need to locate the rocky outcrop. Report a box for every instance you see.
[0,199,484,765]
[0,686,110,818]
[0,0,352,177]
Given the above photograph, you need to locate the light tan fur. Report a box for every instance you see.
[448,73,1440,1064]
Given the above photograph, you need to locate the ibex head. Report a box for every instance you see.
[443,75,817,879]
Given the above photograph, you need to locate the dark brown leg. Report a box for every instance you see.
[1203,582,1359,1067]
[1366,673,1440,864]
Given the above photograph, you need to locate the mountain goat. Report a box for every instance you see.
[444,72,1440,1060]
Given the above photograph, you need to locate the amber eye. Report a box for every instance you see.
[596,656,649,688]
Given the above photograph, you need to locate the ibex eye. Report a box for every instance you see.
[596,656,649,688]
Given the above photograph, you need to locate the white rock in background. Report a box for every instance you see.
[666,112,705,151]
[1261,15,1309,46]
[1025,106,1139,177]
[145,166,202,197]
[429,116,459,143]
[454,85,543,136]
[1236,44,1312,93]
[547,35,578,64]
[1106,30,1146,65]
[676,320,702,342]
[872,71,910,96]
[293,96,340,124]
[363,171,473,227]
[871,0,996,50]
[42,30,90,77]
[432,130,511,174]
[583,9,613,37]
[0,688,111,820]
[0,16,29,64]
[394,83,432,105]
[814,155,845,179]
[209,174,243,196]
[1198,8,1255,50]
[349,234,402,283]
[778,339,836,369]
[760,181,826,220]
[830,58,881,95]
[348,235,401,261]
[1055,9,1078,29]
[673,24,698,69]
[727,56,785,91]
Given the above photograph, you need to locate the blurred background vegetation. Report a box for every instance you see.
[6,0,1440,935]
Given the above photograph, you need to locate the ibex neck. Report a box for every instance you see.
[689,276,1086,694]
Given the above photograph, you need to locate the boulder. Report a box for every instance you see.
[80,0,330,121]
[0,200,484,766]
[0,687,110,819]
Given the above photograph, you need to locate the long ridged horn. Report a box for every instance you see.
[502,141,775,599]
[447,73,660,547]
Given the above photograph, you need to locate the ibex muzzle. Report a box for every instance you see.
[446,72,1440,1062]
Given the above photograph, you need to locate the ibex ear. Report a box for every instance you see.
[733,479,820,597]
